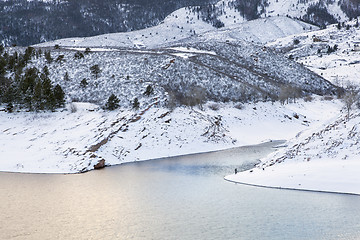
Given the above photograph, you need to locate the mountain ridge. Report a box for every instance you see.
[1,0,360,46]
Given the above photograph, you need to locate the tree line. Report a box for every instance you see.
[0,46,65,112]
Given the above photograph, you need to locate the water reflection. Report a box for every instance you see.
[0,141,360,240]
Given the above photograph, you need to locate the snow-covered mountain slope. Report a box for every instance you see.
[0,98,342,173]
[34,16,317,48]
[28,39,338,108]
[267,18,360,86]
[192,16,318,44]
[225,108,360,195]
[225,19,360,195]
[264,0,348,23]
[3,0,360,46]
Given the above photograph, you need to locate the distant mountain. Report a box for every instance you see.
[0,0,216,46]
[1,0,359,47]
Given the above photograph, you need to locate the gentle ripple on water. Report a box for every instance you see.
[0,141,360,240]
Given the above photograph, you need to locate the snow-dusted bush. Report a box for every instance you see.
[234,103,243,110]
[69,103,77,113]
[208,103,220,111]
[304,95,313,102]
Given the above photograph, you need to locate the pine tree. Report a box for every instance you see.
[54,84,65,108]
[3,85,16,112]
[23,47,34,64]
[144,85,154,96]
[42,76,55,110]
[74,51,84,59]
[32,80,43,110]
[90,64,101,78]
[85,47,91,54]
[105,94,120,110]
[80,78,88,88]
[45,51,53,64]
[42,66,50,77]
[21,67,38,94]
[133,97,140,109]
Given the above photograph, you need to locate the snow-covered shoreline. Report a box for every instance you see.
[225,111,360,196]
[0,97,341,174]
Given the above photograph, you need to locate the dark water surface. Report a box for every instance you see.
[1,141,360,240]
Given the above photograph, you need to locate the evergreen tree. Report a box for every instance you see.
[90,64,101,78]
[32,80,43,110]
[45,51,53,63]
[133,97,140,109]
[24,88,33,111]
[0,56,6,77]
[42,76,55,110]
[105,94,120,110]
[21,67,38,94]
[42,66,50,77]
[85,47,91,54]
[23,47,34,64]
[54,84,65,108]
[144,85,154,96]
[3,84,16,112]
[55,55,65,63]
[80,78,88,88]
[74,51,84,59]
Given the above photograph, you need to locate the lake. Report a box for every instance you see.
[1,141,360,240]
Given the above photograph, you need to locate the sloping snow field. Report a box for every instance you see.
[226,19,360,195]
[0,97,341,173]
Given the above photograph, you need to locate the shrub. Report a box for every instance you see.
[208,103,220,111]
[323,95,333,101]
[234,103,243,110]
[293,39,300,45]
[69,103,77,113]
[304,95,313,102]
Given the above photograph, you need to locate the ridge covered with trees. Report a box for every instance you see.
[0,46,65,112]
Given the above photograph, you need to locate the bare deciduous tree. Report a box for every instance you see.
[342,83,359,120]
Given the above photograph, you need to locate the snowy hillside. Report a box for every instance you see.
[34,16,317,49]
[0,98,342,173]
[2,0,360,46]
[225,18,360,195]
[26,39,339,108]
[267,18,360,86]
[225,108,360,195]
[264,0,348,24]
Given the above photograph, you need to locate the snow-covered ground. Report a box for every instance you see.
[225,109,360,195]
[226,20,360,195]
[0,97,341,173]
[34,16,316,49]
[267,18,360,85]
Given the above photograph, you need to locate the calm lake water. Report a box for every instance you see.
[1,141,360,240]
